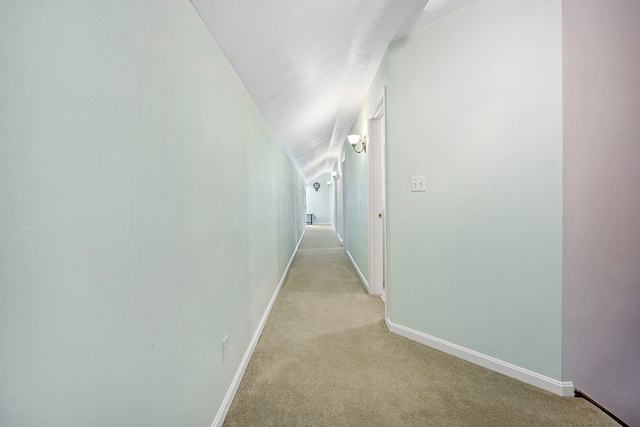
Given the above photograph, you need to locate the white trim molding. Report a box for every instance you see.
[346,250,370,292]
[385,318,574,397]
[367,86,386,297]
[211,228,306,427]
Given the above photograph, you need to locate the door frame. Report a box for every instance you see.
[332,168,338,232]
[367,87,387,299]
[340,154,347,247]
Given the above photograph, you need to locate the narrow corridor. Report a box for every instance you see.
[223,225,615,426]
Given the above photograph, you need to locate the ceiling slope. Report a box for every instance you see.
[191,0,476,182]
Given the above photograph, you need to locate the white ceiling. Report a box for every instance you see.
[191,0,478,182]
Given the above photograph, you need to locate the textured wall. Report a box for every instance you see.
[344,139,369,283]
[387,0,563,379]
[306,173,332,224]
[0,1,304,425]
[562,1,640,424]
[333,155,345,242]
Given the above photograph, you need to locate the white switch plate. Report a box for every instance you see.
[411,175,426,192]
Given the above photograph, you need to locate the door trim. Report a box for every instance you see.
[367,87,386,299]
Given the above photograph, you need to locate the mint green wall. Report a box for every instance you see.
[335,158,345,241]
[0,1,304,425]
[344,53,389,286]
[387,0,563,379]
[306,173,332,224]
[344,142,369,281]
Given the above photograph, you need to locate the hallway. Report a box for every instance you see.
[223,226,614,426]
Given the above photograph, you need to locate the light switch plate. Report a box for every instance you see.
[411,176,426,192]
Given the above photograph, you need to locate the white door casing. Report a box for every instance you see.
[368,87,387,301]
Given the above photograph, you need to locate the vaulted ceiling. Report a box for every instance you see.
[190,0,477,182]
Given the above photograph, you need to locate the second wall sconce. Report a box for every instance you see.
[332,171,340,181]
[347,134,367,154]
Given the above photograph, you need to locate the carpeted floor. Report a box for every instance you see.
[223,225,615,426]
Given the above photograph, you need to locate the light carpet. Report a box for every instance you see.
[223,225,615,426]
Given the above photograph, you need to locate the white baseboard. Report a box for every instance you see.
[385,318,574,397]
[346,250,370,292]
[337,234,343,244]
[211,228,306,427]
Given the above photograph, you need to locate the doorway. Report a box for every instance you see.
[340,156,347,248]
[332,169,338,232]
[368,88,387,301]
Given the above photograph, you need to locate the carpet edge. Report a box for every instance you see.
[385,317,575,397]
[346,249,371,293]
[211,227,307,427]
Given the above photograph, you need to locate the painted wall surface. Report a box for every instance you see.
[343,53,389,286]
[334,158,344,241]
[387,0,563,379]
[327,168,340,232]
[305,173,332,224]
[0,1,304,426]
[563,1,640,424]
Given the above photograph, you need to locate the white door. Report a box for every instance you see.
[333,172,338,231]
[368,88,387,301]
[341,159,347,248]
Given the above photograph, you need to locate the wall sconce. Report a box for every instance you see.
[327,180,332,187]
[332,171,340,181]
[347,134,366,153]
